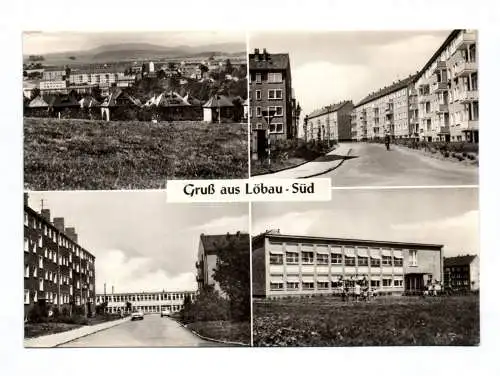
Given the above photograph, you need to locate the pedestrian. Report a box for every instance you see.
[354,282,361,302]
[384,134,391,151]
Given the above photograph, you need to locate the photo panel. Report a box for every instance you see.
[23,31,249,190]
[251,187,479,346]
[23,191,250,347]
[248,30,479,187]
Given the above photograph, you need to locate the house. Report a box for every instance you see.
[202,94,235,123]
[306,101,354,142]
[444,254,479,292]
[100,88,141,121]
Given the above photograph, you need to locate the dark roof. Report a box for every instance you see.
[355,75,417,108]
[200,233,249,254]
[253,232,443,250]
[249,51,290,71]
[444,255,477,267]
[203,94,234,108]
[101,88,141,107]
[307,101,353,119]
[415,30,462,81]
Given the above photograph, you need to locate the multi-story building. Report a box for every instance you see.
[249,49,295,160]
[69,68,126,86]
[306,101,354,142]
[42,67,66,81]
[24,193,96,317]
[95,290,196,315]
[196,232,250,292]
[443,255,479,292]
[352,75,417,141]
[415,29,478,143]
[252,231,443,298]
[39,80,67,92]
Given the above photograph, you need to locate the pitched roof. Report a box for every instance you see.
[158,92,190,107]
[28,96,49,108]
[200,233,249,254]
[249,51,290,71]
[79,96,102,108]
[307,101,353,120]
[101,88,141,107]
[444,255,477,267]
[203,94,234,108]
[52,95,80,108]
[355,75,417,108]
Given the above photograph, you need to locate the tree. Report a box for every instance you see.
[225,59,233,74]
[157,69,166,80]
[30,87,40,100]
[68,56,76,60]
[91,86,103,101]
[167,62,176,71]
[212,232,250,322]
[23,70,27,77]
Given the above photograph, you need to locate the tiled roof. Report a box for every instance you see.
[249,51,289,71]
[355,75,417,108]
[101,88,141,107]
[200,233,249,254]
[444,255,477,267]
[203,94,234,108]
[28,96,49,108]
[307,100,353,119]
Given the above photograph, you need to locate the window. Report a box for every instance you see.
[24,214,28,227]
[394,257,403,267]
[268,89,283,100]
[269,253,283,265]
[302,282,315,290]
[370,258,381,267]
[39,278,44,291]
[268,72,282,83]
[370,280,380,288]
[255,90,261,100]
[286,252,299,264]
[316,254,329,265]
[394,280,403,287]
[383,278,392,287]
[358,257,369,266]
[270,282,283,290]
[409,250,418,266]
[345,256,356,266]
[317,281,329,290]
[331,253,342,265]
[269,106,283,116]
[33,290,37,302]
[25,264,29,278]
[286,282,299,290]
[38,236,42,248]
[24,238,29,253]
[256,106,261,117]
[33,266,37,278]
[39,256,43,268]
[255,73,261,83]
[269,123,284,133]
[382,256,392,266]
[24,289,30,304]
[301,252,314,264]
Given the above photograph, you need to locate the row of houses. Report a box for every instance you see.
[304,29,479,144]
[24,89,247,123]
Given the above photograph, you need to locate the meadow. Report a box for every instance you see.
[253,295,479,346]
[24,117,248,190]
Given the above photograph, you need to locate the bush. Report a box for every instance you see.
[28,303,49,323]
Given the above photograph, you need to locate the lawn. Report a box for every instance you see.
[253,295,479,346]
[186,320,251,345]
[24,117,248,190]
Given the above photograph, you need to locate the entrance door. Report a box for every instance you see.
[256,129,267,159]
[405,274,424,294]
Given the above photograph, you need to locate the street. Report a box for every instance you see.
[327,143,478,186]
[59,315,223,347]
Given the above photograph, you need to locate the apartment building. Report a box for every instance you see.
[415,29,478,143]
[69,68,126,86]
[42,67,66,81]
[24,193,96,317]
[353,75,417,141]
[39,80,67,92]
[249,49,295,160]
[444,255,479,292]
[95,290,196,315]
[196,232,250,292]
[306,101,354,142]
[252,231,443,298]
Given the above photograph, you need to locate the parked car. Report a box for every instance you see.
[160,308,170,317]
[131,310,144,321]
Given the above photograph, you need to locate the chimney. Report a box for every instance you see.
[24,193,29,207]
[41,209,50,222]
[65,227,78,243]
[254,48,259,55]
[53,217,65,232]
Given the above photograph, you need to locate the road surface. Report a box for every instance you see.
[59,315,222,347]
[325,143,478,186]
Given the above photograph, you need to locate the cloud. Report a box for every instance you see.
[392,210,479,232]
[189,214,249,234]
[252,210,324,236]
[95,249,196,294]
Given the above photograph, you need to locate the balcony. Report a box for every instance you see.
[432,81,448,93]
[418,94,432,103]
[461,119,479,130]
[433,60,447,73]
[455,60,477,77]
[384,106,393,114]
[457,90,479,103]
[408,87,418,96]
[436,103,449,113]
[438,126,450,135]
[409,117,418,125]
[409,103,418,111]
[385,119,393,126]
[455,31,476,50]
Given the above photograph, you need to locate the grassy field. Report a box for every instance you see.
[24,118,248,190]
[253,295,479,346]
[186,321,251,345]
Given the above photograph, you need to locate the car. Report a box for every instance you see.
[160,308,170,317]
[131,310,144,321]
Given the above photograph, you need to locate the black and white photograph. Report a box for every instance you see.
[23,191,250,347]
[251,188,479,346]
[249,30,479,186]
[23,31,249,190]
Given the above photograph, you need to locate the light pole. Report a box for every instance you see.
[261,108,276,166]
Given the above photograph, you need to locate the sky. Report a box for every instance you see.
[22,31,246,55]
[26,191,248,294]
[252,188,479,258]
[249,30,451,122]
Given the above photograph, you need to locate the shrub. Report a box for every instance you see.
[467,153,476,160]
[444,151,450,158]
[28,303,49,323]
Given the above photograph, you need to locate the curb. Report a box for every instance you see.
[250,146,340,177]
[391,144,479,168]
[299,148,353,179]
[171,318,249,347]
[24,317,130,348]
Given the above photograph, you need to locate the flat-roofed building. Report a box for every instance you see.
[306,101,354,142]
[252,231,443,298]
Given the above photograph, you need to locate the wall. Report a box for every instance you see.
[252,239,267,297]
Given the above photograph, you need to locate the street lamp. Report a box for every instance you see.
[261,108,276,166]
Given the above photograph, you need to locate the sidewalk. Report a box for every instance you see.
[256,143,352,178]
[24,317,130,348]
